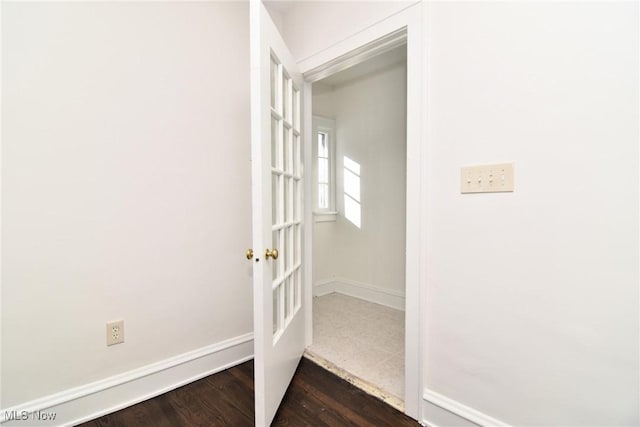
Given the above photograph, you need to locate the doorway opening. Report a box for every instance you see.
[305,44,408,411]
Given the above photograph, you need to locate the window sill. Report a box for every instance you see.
[313,211,338,222]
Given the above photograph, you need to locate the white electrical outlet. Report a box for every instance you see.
[106,320,125,346]
[461,163,514,193]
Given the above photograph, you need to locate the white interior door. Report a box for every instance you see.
[250,2,305,426]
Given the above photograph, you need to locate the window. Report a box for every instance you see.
[313,116,337,221]
[343,156,361,228]
[318,132,329,209]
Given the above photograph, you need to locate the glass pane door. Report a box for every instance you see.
[270,55,302,343]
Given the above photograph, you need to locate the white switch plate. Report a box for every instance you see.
[461,163,514,193]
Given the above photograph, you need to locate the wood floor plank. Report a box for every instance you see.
[79,358,419,427]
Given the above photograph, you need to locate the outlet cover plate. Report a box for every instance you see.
[106,320,125,346]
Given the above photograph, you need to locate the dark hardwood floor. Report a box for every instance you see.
[80,357,419,426]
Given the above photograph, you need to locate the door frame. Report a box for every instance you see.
[300,2,426,420]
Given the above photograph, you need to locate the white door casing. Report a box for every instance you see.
[250,2,305,426]
[300,2,425,421]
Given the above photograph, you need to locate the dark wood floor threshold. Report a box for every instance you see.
[80,358,419,426]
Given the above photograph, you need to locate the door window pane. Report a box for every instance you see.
[283,77,291,121]
[293,135,299,176]
[284,278,291,320]
[294,225,300,265]
[284,227,291,272]
[272,230,280,281]
[270,58,277,109]
[284,128,291,173]
[293,88,299,130]
[273,285,279,334]
[271,117,277,168]
[283,177,289,222]
[294,180,300,221]
[294,269,301,309]
[272,174,279,225]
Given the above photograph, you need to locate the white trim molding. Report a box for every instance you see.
[313,211,338,222]
[303,27,407,83]
[0,333,254,426]
[422,388,511,427]
[313,278,405,311]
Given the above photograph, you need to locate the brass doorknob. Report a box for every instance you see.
[265,248,279,260]
[246,249,254,260]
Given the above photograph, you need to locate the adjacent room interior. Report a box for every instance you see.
[305,45,408,409]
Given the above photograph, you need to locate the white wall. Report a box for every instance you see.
[312,59,407,298]
[2,0,252,411]
[425,2,638,425]
[310,82,335,118]
[284,1,639,426]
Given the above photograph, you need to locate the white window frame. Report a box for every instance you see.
[312,116,337,222]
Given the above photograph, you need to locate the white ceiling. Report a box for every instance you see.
[263,0,299,15]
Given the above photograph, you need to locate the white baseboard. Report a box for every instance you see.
[313,278,405,311]
[422,388,510,427]
[0,333,254,426]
